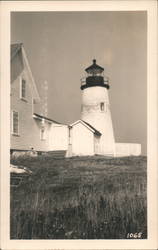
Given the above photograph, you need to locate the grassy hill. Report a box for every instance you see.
[10,155,147,239]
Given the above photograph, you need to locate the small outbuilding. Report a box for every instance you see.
[67,120,101,156]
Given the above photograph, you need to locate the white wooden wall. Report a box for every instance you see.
[71,122,94,156]
[49,125,69,150]
[115,143,141,156]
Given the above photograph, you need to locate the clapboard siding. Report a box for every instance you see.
[11,49,24,83]
[71,122,94,156]
[10,48,52,151]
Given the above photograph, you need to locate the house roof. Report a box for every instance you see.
[81,120,101,136]
[11,43,23,60]
[11,43,40,102]
[70,120,101,136]
[33,113,64,125]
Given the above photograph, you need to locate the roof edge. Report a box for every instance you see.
[11,43,23,60]
[70,119,101,136]
[33,113,67,125]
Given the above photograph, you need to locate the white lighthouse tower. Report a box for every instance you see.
[80,59,115,156]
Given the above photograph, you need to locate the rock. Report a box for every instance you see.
[10,164,32,174]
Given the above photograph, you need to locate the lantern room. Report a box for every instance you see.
[80,59,110,90]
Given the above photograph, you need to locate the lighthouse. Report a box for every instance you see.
[69,59,141,157]
[80,59,115,156]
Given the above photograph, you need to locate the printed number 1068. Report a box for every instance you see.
[127,232,142,239]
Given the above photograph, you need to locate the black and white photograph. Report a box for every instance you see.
[0,1,157,249]
[10,9,147,240]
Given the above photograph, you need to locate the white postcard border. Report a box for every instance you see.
[0,1,157,250]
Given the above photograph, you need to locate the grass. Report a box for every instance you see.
[10,155,147,239]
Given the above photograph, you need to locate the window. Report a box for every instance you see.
[100,102,104,111]
[20,78,26,99]
[12,111,19,135]
[40,127,46,140]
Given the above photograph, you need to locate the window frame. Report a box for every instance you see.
[100,102,105,111]
[40,127,46,141]
[20,77,27,100]
[12,110,19,136]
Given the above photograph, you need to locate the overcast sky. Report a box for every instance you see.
[11,11,147,155]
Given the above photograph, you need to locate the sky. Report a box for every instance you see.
[11,11,147,155]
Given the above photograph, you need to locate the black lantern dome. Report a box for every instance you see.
[81,59,110,90]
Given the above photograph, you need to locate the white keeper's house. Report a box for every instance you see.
[11,43,141,157]
[11,43,68,156]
